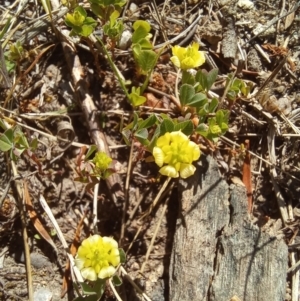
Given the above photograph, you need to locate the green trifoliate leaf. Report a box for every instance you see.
[206,69,218,91]
[138,115,157,130]
[135,49,158,74]
[174,120,194,136]
[129,86,146,106]
[160,118,174,135]
[179,84,195,106]
[0,129,13,151]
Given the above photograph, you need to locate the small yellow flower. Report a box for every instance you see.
[170,42,205,70]
[75,235,120,281]
[153,131,200,179]
[93,152,112,171]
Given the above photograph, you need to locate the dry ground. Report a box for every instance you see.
[0,0,300,300]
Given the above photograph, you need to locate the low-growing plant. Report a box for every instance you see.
[74,234,126,301]
[75,145,118,190]
[0,122,37,161]
[65,6,97,37]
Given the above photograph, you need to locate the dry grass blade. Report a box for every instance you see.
[11,161,33,301]
[267,125,289,225]
[61,212,86,298]
[120,266,152,301]
[14,7,69,45]
[4,43,55,107]
[39,194,84,283]
[0,43,11,88]
[24,181,58,252]
[255,55,287,103]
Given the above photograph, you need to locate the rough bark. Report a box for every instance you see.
[169,155,288,301]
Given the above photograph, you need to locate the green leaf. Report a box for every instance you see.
[226,90,237,101]
[138,115,157,130]
[132,43,141,58]
[129,87,147,107]
[109,9,120,23]
[75,6,87,18]
[30,137,38,151]
[8,41,24,62]
[0,128,14,151]
[215,110,229,134]
[90,3,106,19]
[93,278,106,297]
[206,69,218,91]
[119,248,126,263]
[85,17,98,27]
[65,6,96,37]
[208,98,218,113]
[79,282,98,296]
[0,119,8,131]
[136,38,153,50]
[14,128,29,148]
[181,70,196,85]
[195,123,208,137]
[195,70,207,91]
[131,20,152,49]
[215,110,224,125]
[133,20,151,32]
[65,7,86,27]
[132,111,139,130]
[185,93,207,108]
[112,275,122,286]
[174,120,194,136]
[134,128,149,145]
[160,119,174,135]
[136,50,157,74]
[85,145,98,160]
[122,128,131,145]
[221,122,228,132]
[80,25,95,37]
[0,17,11,40]
[179,84,195,106]
[132,27,150,45]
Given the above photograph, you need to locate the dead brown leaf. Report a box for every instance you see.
[24,181,57,250]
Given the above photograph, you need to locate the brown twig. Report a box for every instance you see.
[58,31,124,204]
[242,140,253,213]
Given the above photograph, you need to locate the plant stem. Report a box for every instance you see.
[94,35,130,100]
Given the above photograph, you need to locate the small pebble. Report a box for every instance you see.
[119,30,132,50]
[33,287,52,301]
[238,0,254,9]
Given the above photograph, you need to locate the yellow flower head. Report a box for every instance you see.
[153,131,200,179]
[93,152,112,171]
[75,235,120,281]
[170,42,205,70]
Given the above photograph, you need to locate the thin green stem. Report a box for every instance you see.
[94,35,130,100]
[140,71,151,95]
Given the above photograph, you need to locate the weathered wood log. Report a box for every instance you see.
[169,155,288,301]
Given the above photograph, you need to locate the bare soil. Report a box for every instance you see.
[0,0,300,300]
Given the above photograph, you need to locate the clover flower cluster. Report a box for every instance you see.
[153,131,200,179]
[75,235,120,281]
[170,42,205,70]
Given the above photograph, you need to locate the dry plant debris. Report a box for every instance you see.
[0,0,300,300]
